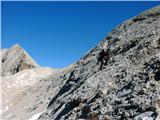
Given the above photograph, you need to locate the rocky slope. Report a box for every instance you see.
[39,6,160,120]
[1,67,71,120]
[1,44,73,120]
[1,6,160,120]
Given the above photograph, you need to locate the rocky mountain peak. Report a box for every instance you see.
[1,44,39,76]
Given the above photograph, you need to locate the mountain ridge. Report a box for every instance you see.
[39,5,160,120]
[1,5,160,120]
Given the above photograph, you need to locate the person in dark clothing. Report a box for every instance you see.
[97,46,110,70]
[97,49,106,70]
[104,48,110,65]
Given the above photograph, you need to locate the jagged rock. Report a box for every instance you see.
[1,44,39,76]
[1,5,160,120]
[38,6,160,120]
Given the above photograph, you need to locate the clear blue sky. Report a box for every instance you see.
[2,1,160,68]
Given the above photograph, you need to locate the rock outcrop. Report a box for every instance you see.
[1,5,160,120]
[1,44,39,76]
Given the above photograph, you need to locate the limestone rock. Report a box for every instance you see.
[38,6,160,120]
[1,44,39,76]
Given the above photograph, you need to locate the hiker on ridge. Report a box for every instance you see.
[97,45,110,70]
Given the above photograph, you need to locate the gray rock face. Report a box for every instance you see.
[1,6,160,120]
[38,6,160,120]
[1,44,39,76]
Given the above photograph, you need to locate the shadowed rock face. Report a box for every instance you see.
[1,44,39,76]
[1,6,160,120]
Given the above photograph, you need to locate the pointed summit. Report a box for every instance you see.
[11,44,23,50]
[1,44,39,76]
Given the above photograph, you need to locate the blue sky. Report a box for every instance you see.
[2,1,160,68]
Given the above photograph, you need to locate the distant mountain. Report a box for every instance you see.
[1,44,70,120]
[1,44,39,76]
[1,6,160,120]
